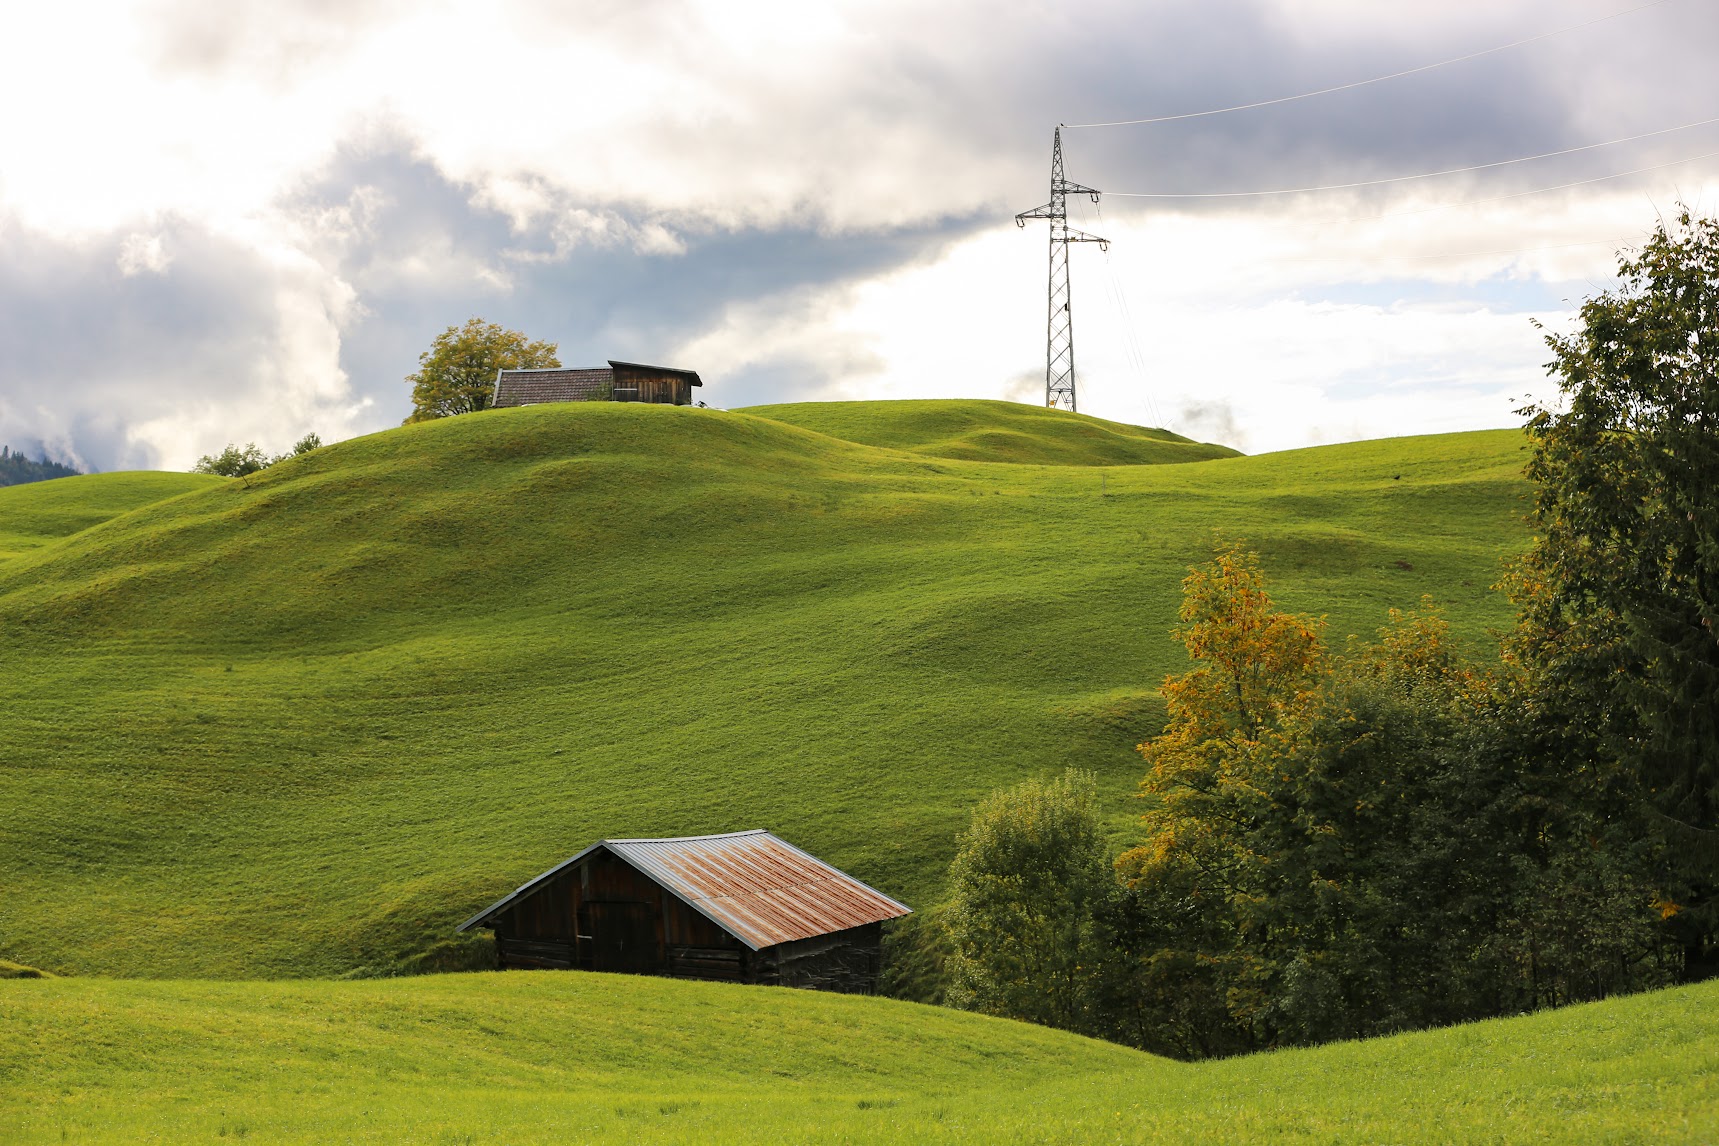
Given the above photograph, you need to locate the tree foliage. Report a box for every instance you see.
[403,318,559,423]
[0,445,81,487]
[1109,544,1669,1055]
[945,769,1113,1034]
[192,434,324,477]
[193,442,271,477]
[1514,207,1719,977]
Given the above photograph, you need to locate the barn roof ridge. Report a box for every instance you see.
[457,829,910,949]
[606,359,703,385]
[602,829,767,844]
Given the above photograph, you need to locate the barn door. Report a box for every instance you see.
[582,902,659,974]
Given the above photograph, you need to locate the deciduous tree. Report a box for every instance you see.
[945,769,1112,1034]
[403,318,559,423]
[1515,207,1719,978]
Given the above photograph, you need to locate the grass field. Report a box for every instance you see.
[0,401,1531,980]
[0,471,221,561]
[3,973,1714,1143]
[740,398,1240,466]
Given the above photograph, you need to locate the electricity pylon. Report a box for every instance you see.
[1016,126,1107,413]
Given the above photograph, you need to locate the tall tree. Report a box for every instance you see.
[1515,208,1719,978]
[403,318,560,423]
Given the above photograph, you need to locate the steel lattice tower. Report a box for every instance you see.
[1016,126,1107,412]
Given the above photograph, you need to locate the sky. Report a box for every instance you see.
[2,0,1716,470]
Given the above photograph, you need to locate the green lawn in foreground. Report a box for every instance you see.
[2,974,1713,1143]
[0,471,222,561]
[0,401,1531,978]
[742,397,1239,465]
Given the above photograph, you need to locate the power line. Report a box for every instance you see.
[1098,115,1719,199]
[1064,0,1678,129]
[1300,148,1719,226]
[1285,235,1637,265]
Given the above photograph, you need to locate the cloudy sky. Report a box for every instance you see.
[3,0,1716,470]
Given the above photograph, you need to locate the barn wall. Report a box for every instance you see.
[753,923,885,994]
[611,367,693,406]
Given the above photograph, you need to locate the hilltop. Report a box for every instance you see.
[743,398,1238,466]
[0,401,1529,979]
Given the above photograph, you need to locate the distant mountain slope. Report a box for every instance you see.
[0,403,1527,978]
[1,972,1711,1142]
[742,398,1239,466]
[0,446,80,488]
[0,471,225,562]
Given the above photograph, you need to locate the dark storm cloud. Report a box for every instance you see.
[282,142,990,417]
[1014,0,1719,210]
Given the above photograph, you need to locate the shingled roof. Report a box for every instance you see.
[492,367,614,407]
[457,830,911,950]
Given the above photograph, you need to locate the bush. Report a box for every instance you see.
[945,769,1113,1034]
[192,434,323,477]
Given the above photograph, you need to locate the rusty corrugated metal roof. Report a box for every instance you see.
[456,830,911,949]
[608,831,910,949]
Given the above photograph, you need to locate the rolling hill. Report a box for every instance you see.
[0,471,221,561]
[0,400,1530,980]
[2,972,1713,1143]
[741,397,1239,466]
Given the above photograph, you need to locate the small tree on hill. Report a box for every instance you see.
[403,318,560,423]
[193,442,270,477]
[945,769,1113,1034]
[192,433,324,477]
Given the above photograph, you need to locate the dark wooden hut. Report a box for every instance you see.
[457,830,911,994]
[492,360,702,408]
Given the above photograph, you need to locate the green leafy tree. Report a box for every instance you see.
[192,442,270,477]
[945,769,1113,1034]
[1514,208,1719,978]
[403,318,559,423]
[191,433,324,477]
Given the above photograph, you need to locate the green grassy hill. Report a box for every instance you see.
[3,973,1713,1143]
[0,402,1529,979]
[0,471,222,562]
[743,398,1239,465]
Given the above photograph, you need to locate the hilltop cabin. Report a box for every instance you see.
[457,830,912,994]
[492,360,703,408]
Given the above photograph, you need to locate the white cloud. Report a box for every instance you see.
[117,233,173,277]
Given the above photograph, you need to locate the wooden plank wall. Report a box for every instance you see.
[611,366,693,406]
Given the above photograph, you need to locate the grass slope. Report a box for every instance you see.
[743,398,1239,465]
[0,472,222,562]
[3,974,1714,1143]
[0,403,1530,978]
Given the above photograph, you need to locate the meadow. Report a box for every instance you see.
[3,971,1714,1143]
[0,400,1531,981]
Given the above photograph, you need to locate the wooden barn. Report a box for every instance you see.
[457,830,911,994]
[492,360,703,408]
